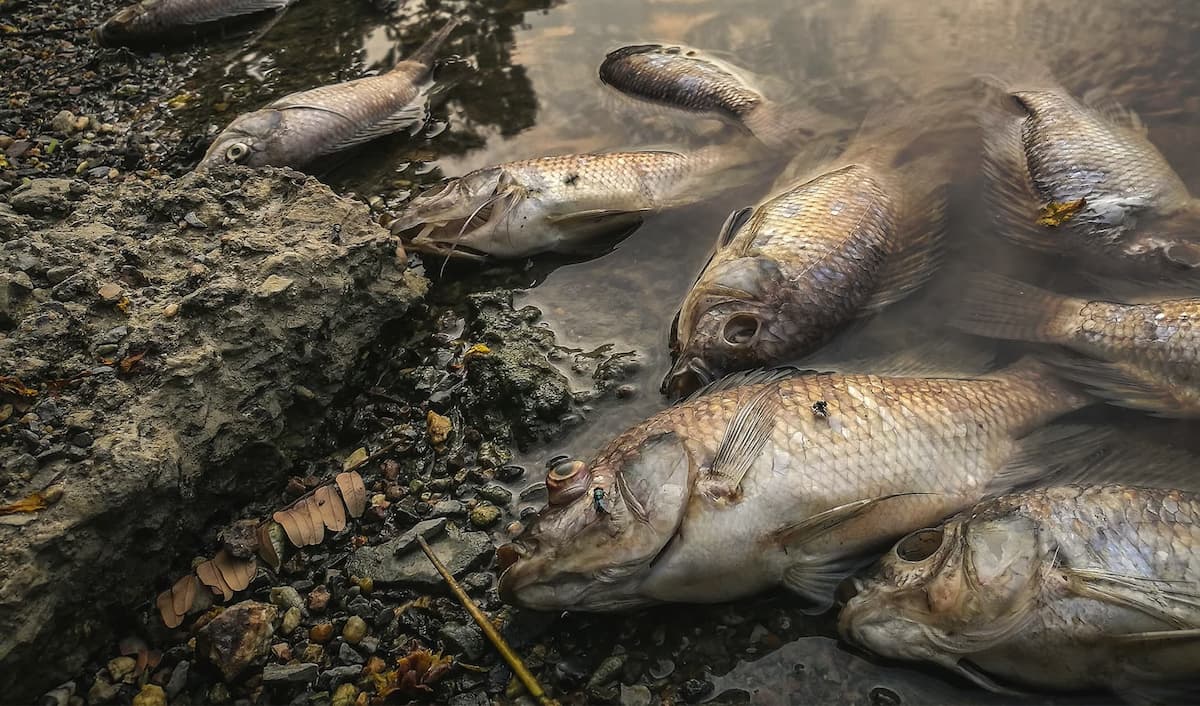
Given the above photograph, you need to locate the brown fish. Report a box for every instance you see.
[841,483,1200,696]
[95,0,294,47]
[498,359,1099,614]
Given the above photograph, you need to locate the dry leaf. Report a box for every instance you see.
[315,485,347,532]
[0,486,61,515]
[301,496,326,545]
[213,549,256,592]
[0,375,37,398]
[1037,198,1086,227]
[196,559,233,601]
[336,471,366,518]
[171,574,198,617]
[426,411,452,446]
[462,343,490,361]
[342,447,368,471]
[257,521,285,570]
[156,589,183,629]
[119,350,147,374]
[273,507,306,548]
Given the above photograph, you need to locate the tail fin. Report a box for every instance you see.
[401,18,459,69]
[949,273,1084,344]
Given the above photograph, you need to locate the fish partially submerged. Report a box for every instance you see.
[198,19,457,171]
[390,143,765,260]
[662,124,947,399]
[981,69,1200,272]
[95,0,295,47]
[497,360,1100,613]
[952,274,1200,418]
[841,484,1200,696]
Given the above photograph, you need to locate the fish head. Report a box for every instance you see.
[497,430,696,612]
[94,2,151,46]
[664,256,787,398]
[198,111,284,169]
[389,167,518,252]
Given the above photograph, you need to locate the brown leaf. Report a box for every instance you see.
[196,559,233,601]
[0,486,61,515]
[336,471,366,518]
[273,507,306,547]
[314,485,347,532]
[213,548,256,592]
[257,521,284,570]
[171,574,198,617]
[0,375,37,398]
[301,496,326,545]
[119,350,147,374]
[156,589,183,629]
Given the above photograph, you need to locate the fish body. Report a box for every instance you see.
[982,73,1200,271]
[663,140,945,399]
[391,143,762,259]
[840,484,1200,694]
[498,360,1092,613]
[96,0,294,47]
[952,274,1200,417]
[199,20,457,170]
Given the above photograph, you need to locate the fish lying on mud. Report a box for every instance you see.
[981,69,1200,273]
[389,143,767,259]
[95,0,294,47]
[952,274,1200,418]
[599,43,824,148]
[841,483,1200,696]
[198,19,457,170]
[497,359,1105,614]
[662,122,947,399]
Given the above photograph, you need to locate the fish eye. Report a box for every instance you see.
[895,528,944,562]
[548,459,585,482]
[545,459,591,506]
[224,142,250,163]
[722,314,760,346]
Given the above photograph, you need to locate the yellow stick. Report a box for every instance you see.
[417,535,557,706]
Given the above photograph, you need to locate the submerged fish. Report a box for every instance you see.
[497,360,1097,613]
[96,0,294,47]
[981,70,1200,272]
[662,130,946,399]
[390,143,764,259]
[198,19,457,170]
[840,484,1200,696]
[598,44,812,148]
[952,274,1200,418]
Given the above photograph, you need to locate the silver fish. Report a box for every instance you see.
[497,360,1097,613]
[95,0,294,47]
[841,483,1200,695]
[198,19,457,171]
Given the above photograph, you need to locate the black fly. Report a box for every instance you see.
[811,400,829,418]
[593,487,611,514]
[563,173,580,186]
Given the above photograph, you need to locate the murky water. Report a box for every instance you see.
[170,0,1200,702]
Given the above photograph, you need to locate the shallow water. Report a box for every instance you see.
[172,0,1200,702]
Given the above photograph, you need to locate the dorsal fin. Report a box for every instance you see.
[684,367,799,401]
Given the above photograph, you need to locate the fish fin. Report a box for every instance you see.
[684,368,799,400]
[706,384,779,490]
[772,494,932,548]
[948,273,1085,343]
[1044,435,1200,491]
[168,0,291,25]
[859,184,946,314]
[1045,354,1197,418]
[1105,628,1200,645]
[716,206,754,249]
[987,424,1116,495]
[325,96,430,154]
[782,554,870,614]
[944,659,1031,695]
[1079,87,1146,134]
[405,238,488,262]
[796,336,994,379]
[544,208,648,231]
[402,18,459,68]
[1062,567,1200,628]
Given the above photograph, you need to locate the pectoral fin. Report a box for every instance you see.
[705,384,780,490]
[545,208,648,230]
[326,96,430,154]
[1063,567,1200,629]
[1047,356,1198,419]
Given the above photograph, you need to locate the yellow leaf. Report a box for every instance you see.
[0,486,61,515]
[1037,198,1086,227]
[463,343,490,361]
[342,447,368,471]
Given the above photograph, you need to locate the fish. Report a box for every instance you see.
[389,143,766,260]
[981,69,1200,273]
[95,0,295,47]
[598,43,818,148]
[840,483,1200,696]
[198,19,457,171]
[497,359,1100,614]
[662,123,947,399]
[951,274,1200,418]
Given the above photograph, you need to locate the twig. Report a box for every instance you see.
[416,535,557,706]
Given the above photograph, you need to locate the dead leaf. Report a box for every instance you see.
[315,485,347,532]
[257,521,285,570]
[342,447,368,471]
[156,589,183,629]
[273,507,306,547]
[336,471,366,518]
[196,559,233,601]
[1037,198,1086,227]
[119,350,147,374]
[426,411,452,446]
[0,376,37,398]
[301,496,326,545]
[213,548,256,592]
[0,486,61,515]
[171,574,198,617]
[462,343,490,362]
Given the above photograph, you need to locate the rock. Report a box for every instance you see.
[196,601,277,682]
[50,110,77,135]
[0,168,427,700]
[346,523,492,590]
[317,665,362,690]
[476,484,512,505]
[309,622,334,644]
[164,660,189,699]
[270,643,292,662]
[587,654,628,690]
[269,586,305,614]
[337,642,364,665]
[438,622,485,661]
[281,607,302,635]
[96,283,123,301]
[262,662,318,685]
[431,500,465,517]
[255,275,294,298]
[131,684,165,706]
[620,684,653,706]
[448,691,489,706]
[219,519,259,559]
[299,644,324,664]
[106,656,136,683]
[330,683,358,706]
[39,681,73,706]
[468,503,501,529]
[86,677,118,704]
[306,585,331,612]
[387,517,447,556]
[342,615,367,645]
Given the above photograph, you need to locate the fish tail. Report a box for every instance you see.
[401,18,460,69]
[741,101,852,151]
[949,273,1083,345]
[992,356,1094,415]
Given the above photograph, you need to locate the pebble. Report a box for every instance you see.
[11,178,73,214]
[255,275,294,298]
[447,691,489,706]
[131,684,165,706]
[50,110,77,135]
[97,283,123,302]
[281,606,302,634]
[476,483,512,505]
[300,643,324,664]
[620,684,653,706]
[342,615,367,644]
[309,622,335,643]
[262,662,319,685]
[106,656,136,683]
[86,677,118,704]
[438,622,485,660]
[165,660,189,699]
[196,600,278,681]
[270,643,292,662]
[345,524,491,590]
[330,683,358,706]
[468,503,501,528]
[307,585,331,612]
[337,642,364,665]
[432,499,465,517]
[317,665,362,690]
[587,654,627,690]
[39,682,73,706]
[269,586,305,614]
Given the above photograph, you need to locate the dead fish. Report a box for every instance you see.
[663,126,946,399]
[95,0,294,47]
[981,68,1200,272]
[599,43,810,148]
[951,273,1200,418]
[840,483,1200,696]
[390,143,765,260]
[198,19,457,170]
[497,359,1098,613]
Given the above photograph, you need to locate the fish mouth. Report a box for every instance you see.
[661,356,715,399]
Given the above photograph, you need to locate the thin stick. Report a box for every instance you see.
[417,535,557,706]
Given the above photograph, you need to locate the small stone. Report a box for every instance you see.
[358,636,379,654]
[309,622,335,643]
[342,615,367,644]
[163,302,180,317]
[196,600,278,681]
[587,654,628,690]
[270,642,292,662]
[476,484,512,505]
[131,684,166,706]
[431,500,464,517]
[220,519,260,559]
[438,622,485,660]
[300,643,324,664]
[11,178,73,214]
[269,586,305,613]
[208,683,230,704]
[50,110,77,134]
[337,642,364,665]
[468,503,501,529]
[165,660,189,699]
[107,656,137,683]
[281,606,302,634]
[318,665,363,690]
[331,683,358,706]
[307,585,331,612]
[620,684,652,706]
[345,523,489,589]
[97,283,123,301]
[255,275,294,298]
[447,691,489,706]
[262,662,318,685]
[87,677,118,704]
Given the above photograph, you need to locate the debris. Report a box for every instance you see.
[342,447,369,471]
[0,485,61,515]
[196,600,277,681]
[1036,198,1086,227]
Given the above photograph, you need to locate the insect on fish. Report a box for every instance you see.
[497,359,1105,614]
[389,142,767,260]
[981,68,1200,273]
[95,0,295,47]
[840,483,1200,696]
[951,273,1200,418]
[198,19,458,171]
